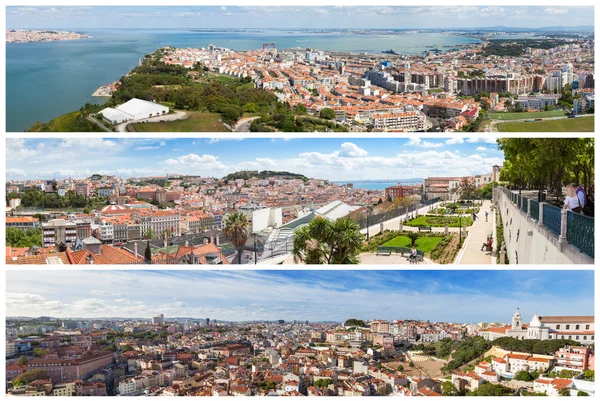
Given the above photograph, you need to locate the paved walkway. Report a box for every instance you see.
[359,253,433,265]
[455,200,496,264]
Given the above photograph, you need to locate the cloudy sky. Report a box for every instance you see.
[6,270,593,322]
[6,6,594,29]
[6,137,503,181]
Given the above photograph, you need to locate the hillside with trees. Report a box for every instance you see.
[222,170,309,182]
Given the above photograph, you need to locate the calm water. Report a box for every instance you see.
[6,29,480,131]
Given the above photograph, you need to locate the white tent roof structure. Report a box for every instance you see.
[116,98,168,118]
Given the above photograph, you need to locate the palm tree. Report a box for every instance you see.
[224,212,249,264]
[292,217,363,264]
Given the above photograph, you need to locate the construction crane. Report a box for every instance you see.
[262,43,275,50]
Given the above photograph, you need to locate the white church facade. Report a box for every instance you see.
[487,308,594,345]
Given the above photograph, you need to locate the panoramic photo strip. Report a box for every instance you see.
[5,269,595,396]
[5,6,595,133]
[5,137,594,265]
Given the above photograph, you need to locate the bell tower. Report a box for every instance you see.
[512,307,522,329]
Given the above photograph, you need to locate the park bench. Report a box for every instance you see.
[409,252,424,264]
[417,226,432,232]
[376,246,393,256]
[481,233,494,252]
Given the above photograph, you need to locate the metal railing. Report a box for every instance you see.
[543,203,562,236]
[520,196,528,213]
[497,187,593,260]
[566,211,594,259]
[530,199,540,221]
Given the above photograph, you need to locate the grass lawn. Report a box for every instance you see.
[488,110,567,120]
[131,111,228,132]
[382,235,444,253]
[406,215,473,227]
[497,116,594,132]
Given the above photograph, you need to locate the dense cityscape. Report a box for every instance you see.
[6,268,595,397]
[5,167,494,265]
[6,29,90,43]
[8,7,594,133]
[6,137,594,265]
[33,33,595,133]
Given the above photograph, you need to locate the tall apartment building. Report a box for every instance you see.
[554,346,594,371]
[42,219,78,249]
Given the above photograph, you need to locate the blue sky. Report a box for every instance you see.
[6,137,503,181]
[6,6,594,29]
[6,270,593,322]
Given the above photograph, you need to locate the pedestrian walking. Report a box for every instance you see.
[485,210,489,222]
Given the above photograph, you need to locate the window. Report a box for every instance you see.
[583,336,587,340]
[586,325,590,329]
[556,325,561,329]
[566,325,570,329]
[576,325,580,330]
[576,336,579,340]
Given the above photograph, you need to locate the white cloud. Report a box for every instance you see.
[5,271,593,323]
[164,154,224,169]
[445,137,464,145]
[466,137,498,144]
[476,146,489,151]
[338,142,368,157]
[545,7,568,14]
[7,139,503,181]
[405,138,443,148]
[134,146,160,151]
[205,138,244,144]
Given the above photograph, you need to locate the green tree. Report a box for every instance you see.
[559,387,571,396]
[319,108,336,120]
[314,378,333,388]
[344,318,365,327]
[406,231,420,247]
[458,178,476,201]
[144,241,152,263]
[467,383,513,396]
[224,212,250,265]
[397,365,404,372]
[514,370,537,381]
[12,369,49,386]
[292,217,363,264]
[380,383,393,396]
[18,355,28,365]
[295,104,307,115]
[6,228,42,248]
[442,381,460,396]
[33,348,47,357]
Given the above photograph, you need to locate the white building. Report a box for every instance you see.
[100,98,169,124]
[502,308,594,344]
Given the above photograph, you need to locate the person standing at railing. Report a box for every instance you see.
[572,183,587,210]
[564,185,582,214]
